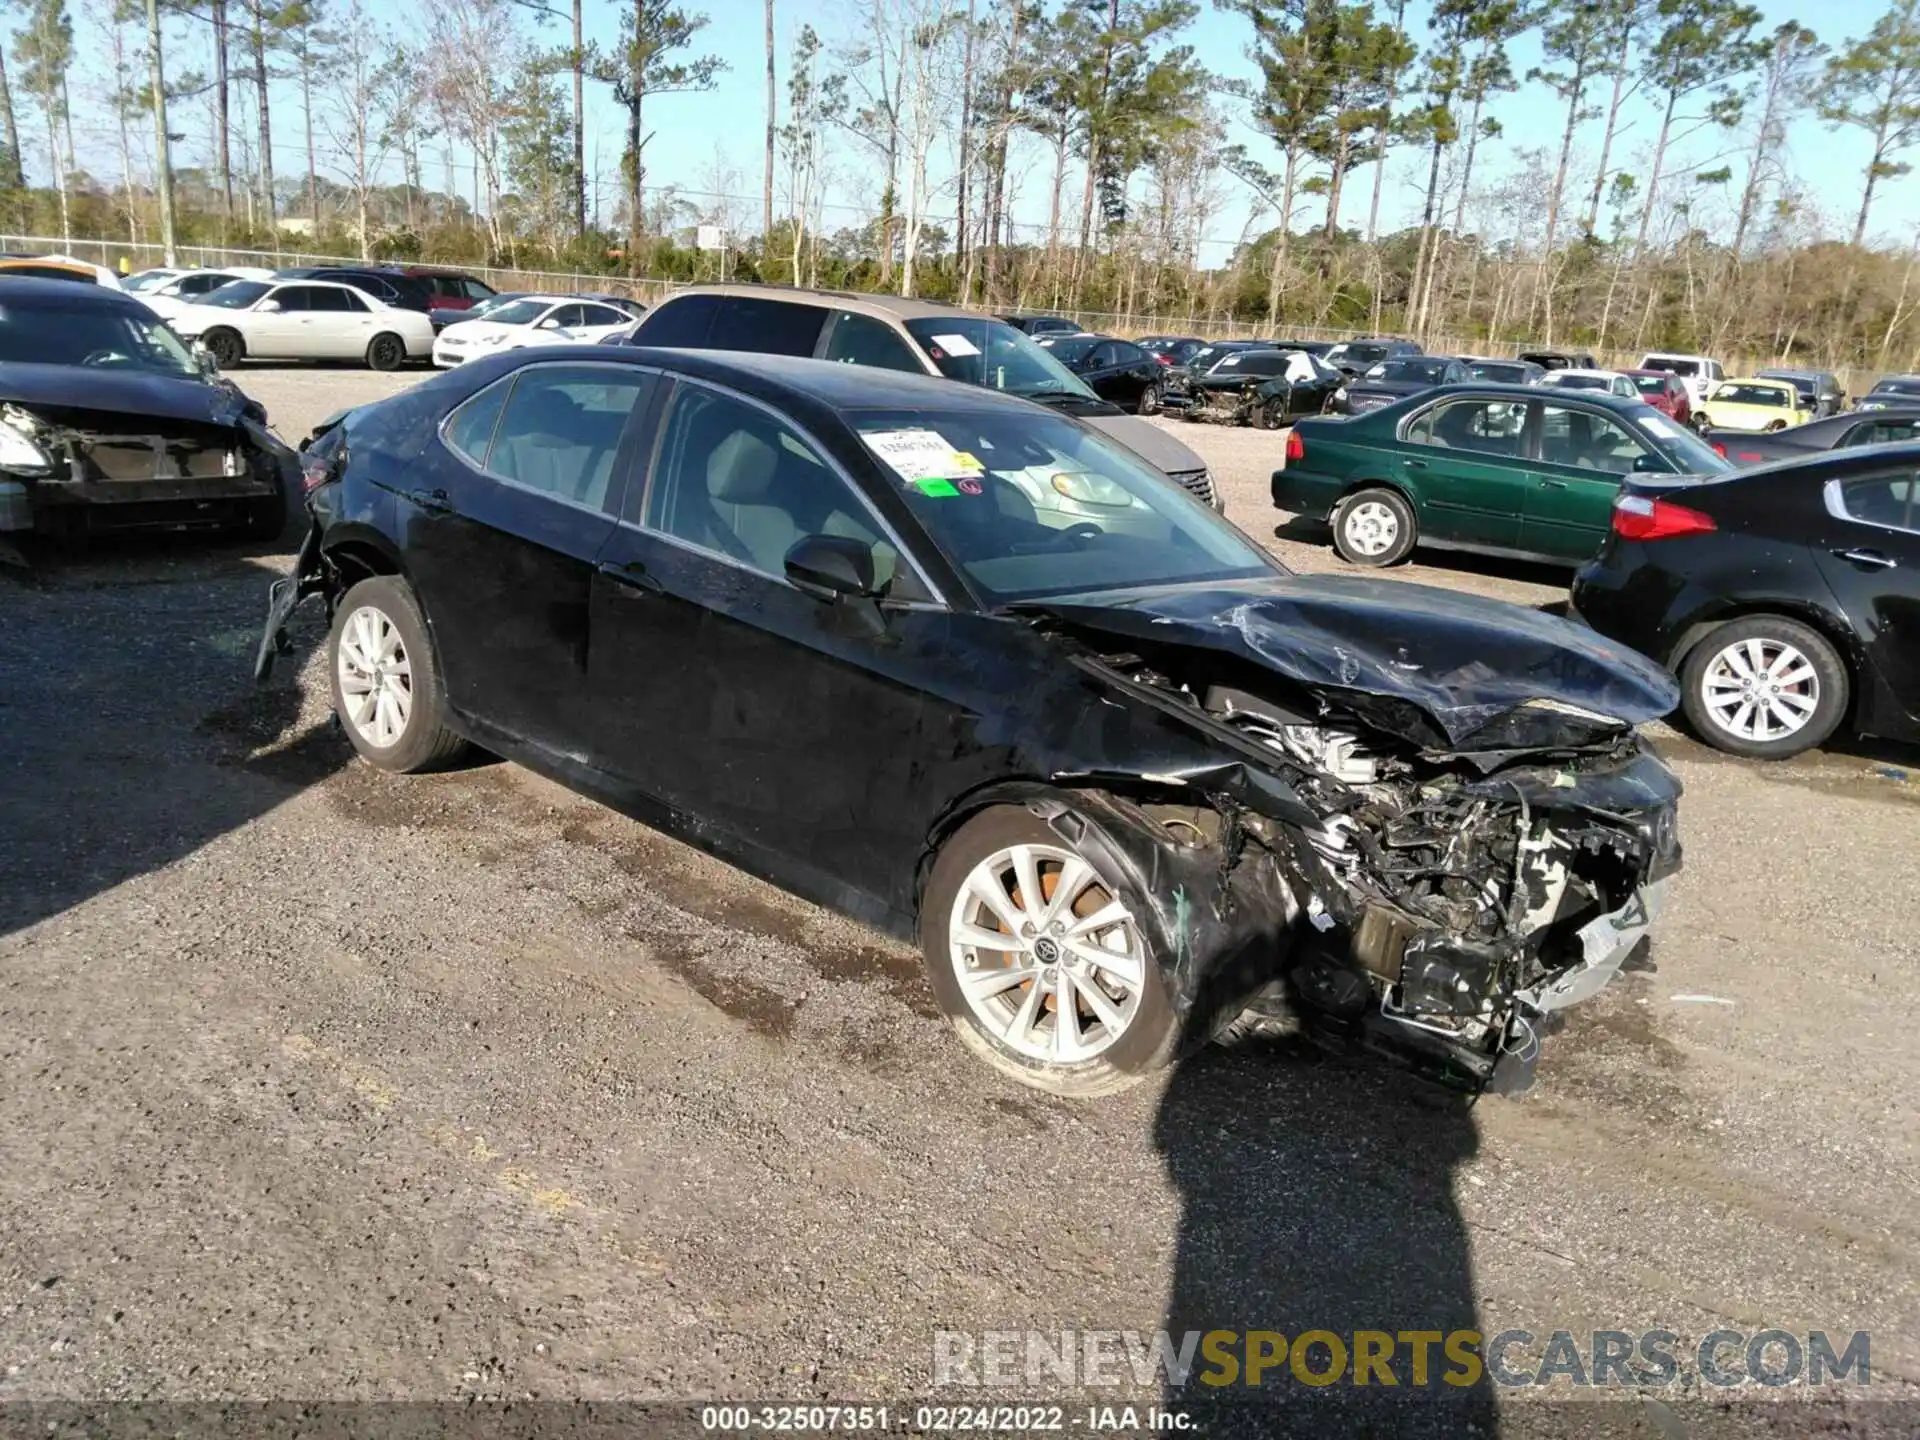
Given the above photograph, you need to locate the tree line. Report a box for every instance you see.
[0,0,1917,373]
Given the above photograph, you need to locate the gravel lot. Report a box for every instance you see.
[2,364,1916,1428]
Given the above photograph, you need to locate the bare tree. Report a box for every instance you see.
[321,0,390,256]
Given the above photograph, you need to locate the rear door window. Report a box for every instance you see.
[1408,399,1529,457]
[1834,472,1918,532]
[269,286,318,311]
[1539,405,1653,472]
[706,296,826,356]
[486,364,658,510]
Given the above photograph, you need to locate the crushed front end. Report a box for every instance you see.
[1029,576,1687,1095]
[0,397,292,535]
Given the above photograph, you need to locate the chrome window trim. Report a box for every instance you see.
[627,371,950,609]
[432,358,660,518]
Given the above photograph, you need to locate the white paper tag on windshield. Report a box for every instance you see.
[862,428,975,482]
[1219,354,1241,366]
[928,333,981,357]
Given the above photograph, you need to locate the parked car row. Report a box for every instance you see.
[1270,374,1920,760]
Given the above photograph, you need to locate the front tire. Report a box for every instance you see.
[366,332,407,371]
[203,328,244,369]
[1679,615,1848,759]
[1138,383,1161,416]
[1331,486,1417,566]
[327,576,469,773]
[1257,398,1287,430]
[920,806,1178,1097]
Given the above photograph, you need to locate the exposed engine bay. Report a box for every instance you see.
[0,398,289,534]
[1084,646,1680,1095]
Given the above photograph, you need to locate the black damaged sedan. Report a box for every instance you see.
[259,348,1683,1097]
[0,276,296,537]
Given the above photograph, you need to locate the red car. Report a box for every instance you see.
[399,267,496,312]
[1626,369,1693,425]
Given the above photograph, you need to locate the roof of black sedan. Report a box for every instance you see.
[590,344,1056,415]
[0,275,151,310]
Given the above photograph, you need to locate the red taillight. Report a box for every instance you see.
[1710,441,1727,457]
[1155,353,1173,366]
[1284,430,1306,463]
[1612,494,1717,541]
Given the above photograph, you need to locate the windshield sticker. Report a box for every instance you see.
[928,333,981,357]
[956,477,984,495]
[862,428,980,485]
[914,478,961,497]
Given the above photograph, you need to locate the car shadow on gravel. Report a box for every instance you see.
[0,581,352,941]
[1271,516,1572,594]
[1155,1038,1496,1437]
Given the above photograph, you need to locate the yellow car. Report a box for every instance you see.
[1695,377,1812,432]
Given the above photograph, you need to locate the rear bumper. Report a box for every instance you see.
[1269,466,1341,519]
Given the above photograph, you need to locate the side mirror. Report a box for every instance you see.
[255,298,281,313]
[538,316,561,329]
[1632,452,1669,475]
[784,534,877,602]
[192,341,218,377]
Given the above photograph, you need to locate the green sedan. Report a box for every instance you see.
[1272,384,1732,566]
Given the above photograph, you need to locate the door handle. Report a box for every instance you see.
[596,559,663,594]
[1404,458,1427,469]
[1833,547,1897,570]
[1541,479,1569,489]
[406,487,453,515]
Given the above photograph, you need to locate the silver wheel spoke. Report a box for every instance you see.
[1003,979,1045,1046]
[1774,688,1817,713]
[955,922,1022,954]
[1009,845,1044,925]
[967,873,1025,936]
[961,963,1039,1000]
[1052,977,1084,1061]
[1064,897,1129,939]
[1038,856,1093,928]
[1070,939,1143,990]
[1069,972,1126,1034]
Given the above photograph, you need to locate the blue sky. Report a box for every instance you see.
[46,0,1920,255]
[597,0,1918,256]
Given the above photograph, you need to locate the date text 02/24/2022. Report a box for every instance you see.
[698,1404,1195,1432]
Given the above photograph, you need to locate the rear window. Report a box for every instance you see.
[1642,356,1701,377]
[1712,383,1789,406]
[632,293,719,347]
[1630,374,1671,395]
[706,296,825,356]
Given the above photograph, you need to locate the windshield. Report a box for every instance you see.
[1187,344,1244,372]
[1712,382,1788,406]
[197,280,271,309]
[1043,336,1101,364]
[1372,359,1448,384]
[1641,356,1700,377]
[1871,378,1920,396]
[1328,342,1390,367]
[852,407,1274,604]
[473,298,550,326]
[1551,374,1611,392]
[0,298,201,376]
[1633,407,1733,473]
[902,317,1097,401]
[121,270,176,292]
[1470,362,1530,383]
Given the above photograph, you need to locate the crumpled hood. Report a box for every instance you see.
[1025,573,1681,752]
[0,363,248,428]
[1084,413,1208,476]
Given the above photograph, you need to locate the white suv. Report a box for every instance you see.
[1638,353,1724,411]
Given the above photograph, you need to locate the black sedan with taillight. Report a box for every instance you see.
[1703,407,1920,466]
[1571,441,1920,759]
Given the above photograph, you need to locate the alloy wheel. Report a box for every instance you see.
[336,604,414,748]
[1342,499,1400,557]
[1700,637,1820,743]
[946,843,1144,1064]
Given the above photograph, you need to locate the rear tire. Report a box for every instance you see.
[1331,486,1417,566]
[920,806,1179,1098]
[366,332,407,371]
[326,575,469,773]
[1138,383,1161,416]
[203,328,244,369]
[1258,398,1287,430]
[1678,615,1848,760]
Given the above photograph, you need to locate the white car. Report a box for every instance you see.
[1637,352,1725,409]
[127,266,276,321]
[432,295,638,367]
[171,278,435,370]
[1538,367,1641,400]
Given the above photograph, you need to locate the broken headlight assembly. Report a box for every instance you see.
[0,414,53,475]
